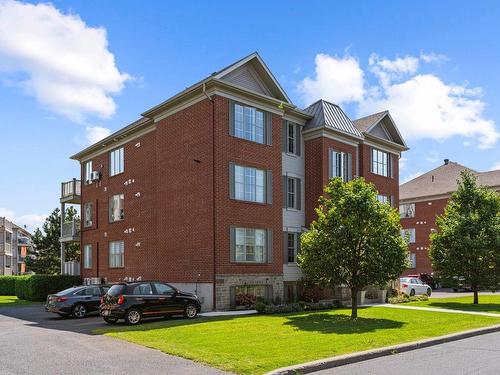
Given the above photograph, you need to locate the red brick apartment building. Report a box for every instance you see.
[399,159,500,275]
[59,53,408,310]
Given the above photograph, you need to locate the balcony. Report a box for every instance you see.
[61,179,81,204]
[60,218,80,243]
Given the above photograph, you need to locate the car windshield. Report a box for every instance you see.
[57,287,80,296]
[107,284,125,296]
[400,278,411,283]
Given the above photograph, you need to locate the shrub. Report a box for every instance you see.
[0,276,18,295]
[388,294,429,304]
[15,275,81,301]
[256,301,336,314]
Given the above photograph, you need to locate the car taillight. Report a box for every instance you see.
[117,295,125,305]
[402,283,408,288]
[56,296,68,302]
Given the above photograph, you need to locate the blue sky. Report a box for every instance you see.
[0,0,499,231]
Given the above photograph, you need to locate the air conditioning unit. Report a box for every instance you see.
[90,171,101,181]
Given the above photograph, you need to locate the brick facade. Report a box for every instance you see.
[400,198,448,275]
[72,54,407,310]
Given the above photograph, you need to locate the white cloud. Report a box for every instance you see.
[399,157,408,170]
[297,52,498,150]
[85,126,111,144]
[297,53,365,106]
[425,151,440,163]
[369,54,419,86]
[360,73,499,149]
[491,162,500,171]
[401,171,424,184]
[0,0,130,122]
[0,207,45,232]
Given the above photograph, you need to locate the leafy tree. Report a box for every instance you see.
[299,177,408,319]
[430,171,500,304]
[28,207,80,274]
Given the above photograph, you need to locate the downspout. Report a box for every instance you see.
[203,83,217,311]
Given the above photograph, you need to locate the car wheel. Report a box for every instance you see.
[409,289,415,296]
[103,316,118,324]
[125,308,142,325]
[184,303,198,319]
[72,303,87,319]
[427,288,432,296]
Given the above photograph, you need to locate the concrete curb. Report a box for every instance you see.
[266,324,500,375]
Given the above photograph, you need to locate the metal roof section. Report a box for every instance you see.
[303,100,363,138]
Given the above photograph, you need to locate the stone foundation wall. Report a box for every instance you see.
[215,274,284,310]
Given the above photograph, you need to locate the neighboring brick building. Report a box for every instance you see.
[399,159,500,275]
[0,217,32,275]
[60,53,408,310]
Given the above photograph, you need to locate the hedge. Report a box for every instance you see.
[14,275,82,301]
[0,276,17,295]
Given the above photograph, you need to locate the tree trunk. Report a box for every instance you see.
[350,287,358,319]
[473,285,479,305]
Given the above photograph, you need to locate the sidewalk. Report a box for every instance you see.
[200,309,257,317]
[375,303,500,318]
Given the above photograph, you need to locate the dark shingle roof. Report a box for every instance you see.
[303,100,363,138]
[400,161,500,201]
[352,111,388,133]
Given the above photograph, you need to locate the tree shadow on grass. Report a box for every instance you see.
[424,302,500,314]
[283,312,405,334]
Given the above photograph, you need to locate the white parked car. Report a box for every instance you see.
[399,277,432,296]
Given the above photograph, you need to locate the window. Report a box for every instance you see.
[288,122,296,153]
[399,203,415,218]
[132,283,153,295]
[109,194,124,222]
[85,286,101,296]
[83,244,92,269]
[377,195,392,206]
[233,103,265,144]
[109,240,124,268]
[286,232,300,263]
[371,148,392,177]
[109,147,124,176]
[153,283,175,296]
[329,150,352,182]
[84,161,93,184]
[234,165,266,203]
[235,285,266,307]
[401,228,416,243]
[283,177,301,210]
[5,255,11,268]
[5,231,11,243]
[83,202,93,227]
[235,228,266,263]
[408,253,416,268]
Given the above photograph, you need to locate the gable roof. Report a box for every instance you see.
[400,161,500,201]
[213,52,291,104]
[303,100,363,138]
[353,111,407,148]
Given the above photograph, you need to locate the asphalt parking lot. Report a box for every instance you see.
[0,304,228,375]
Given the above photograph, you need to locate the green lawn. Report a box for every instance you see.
[0,296,36,306]
[100,307,500,374]
[407,295,500,314]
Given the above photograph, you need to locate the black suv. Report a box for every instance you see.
[46,285,110,318]
[100,281,201,325]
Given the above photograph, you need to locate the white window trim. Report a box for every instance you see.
[109,240,124,268]
[233,103,265,144]
[83,244,92,269]
[84,161,93,185]
[109,147,124,177]
[109,194,125,223]
[234,165,266,203]
[287,232,299,264]
[235,228,266,263]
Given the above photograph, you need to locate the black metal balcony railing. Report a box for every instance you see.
[61,179,81,199]
[61,218,80,239]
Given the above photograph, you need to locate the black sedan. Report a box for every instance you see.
[100,281,201,325]
[46,285,110,318]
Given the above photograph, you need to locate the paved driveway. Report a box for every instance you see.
[312,331,500,375]
[0,305,229,375]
